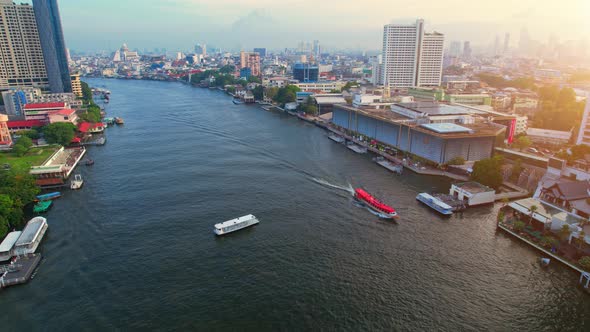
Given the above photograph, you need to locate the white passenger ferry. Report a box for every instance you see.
[416,193,453,216]
[214,214,259,236]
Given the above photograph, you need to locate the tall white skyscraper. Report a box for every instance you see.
[0,0,48,90]
[380,19,444,88]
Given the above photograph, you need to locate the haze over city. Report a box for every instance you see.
[50,0,590,52]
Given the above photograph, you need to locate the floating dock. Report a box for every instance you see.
[375,157,403,175]
[431,193,467,212]
[0,254,42,288]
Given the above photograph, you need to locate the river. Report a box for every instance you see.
[1,78,588,330]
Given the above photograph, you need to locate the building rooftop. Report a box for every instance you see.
[453,181,494,193]
[0,231,22,253]
[15,217,46,247]
[421,123,472,134]
[24,102,66,110]
[393,102,486,116]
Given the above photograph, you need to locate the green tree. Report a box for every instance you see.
[12,145,26,157]
[512,136,532,150]
[16,136,33,150]
[273,85,301,105]
[247,76,261,84]
[219,65,235,74]
[470,156,504,190]
[265,87,279,101]
[446,156,465,166]
[510,159,523,182]
[17,129,40,140]
[513,220,525,232]
[0,170,39,233]
[43,122,77,146]
[252,85,264,101]
[540,235,558,248]
[81,81,93,103]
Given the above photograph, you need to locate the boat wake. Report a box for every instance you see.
[311,177,354,195]
[352,200,396,220]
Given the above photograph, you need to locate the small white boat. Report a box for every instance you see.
[70,174,84,190]
[416,193,453,215]
[214,214,259,236]
[541,258,551,266]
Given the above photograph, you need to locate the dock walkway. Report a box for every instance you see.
[0,254,41,288]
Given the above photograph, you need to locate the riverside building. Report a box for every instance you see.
[331,102,505,165]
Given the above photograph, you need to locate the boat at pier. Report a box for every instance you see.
[70,174,84,190]
[327,134,345,143]
[33,201,52,213]
[115,117,124,125]
[373,157,403,175]
[346,142,367,154]
[232,99,244,105]
[36,192,61,201]
[354,188,398,219]
[214,214,259,236]
[416,193,453,216]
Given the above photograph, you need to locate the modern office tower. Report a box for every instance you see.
[32,0,72,93]
[449,41,461,57]
[370,55,383,85]
[293,63,319,83]
[504,33,510,54]
[240,51,261,77]
[312,40,320,59]
[381,19,444,88]
[0,0,48,90]
[253,48,267,58]
[463,41,472,59]
[577,93,590,146]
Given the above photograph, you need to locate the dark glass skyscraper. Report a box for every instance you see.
[32,0,71,93]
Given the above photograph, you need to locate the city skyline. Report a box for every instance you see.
[40,0,590,52]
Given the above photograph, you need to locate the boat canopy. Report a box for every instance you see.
[355,189,396,214]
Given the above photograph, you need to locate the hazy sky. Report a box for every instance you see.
[51,0,589,52]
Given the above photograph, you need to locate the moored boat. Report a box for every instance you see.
[85,159,94,166]
[33,200,52,213]
[114,117,124,125]
[416,193,453,216]
[36,192,61,201]
[70,174,83,190]
[327,134,345,143]
[374,156,403,175]
[232,99,244,105]
[214,214,259,236]
[346,142,367,154]
[354,188,398,219]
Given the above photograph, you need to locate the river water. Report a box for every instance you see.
[1,78,588,331]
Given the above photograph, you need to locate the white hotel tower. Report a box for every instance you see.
[381,19,444,88]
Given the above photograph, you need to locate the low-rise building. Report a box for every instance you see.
[526,127,572,146]
[449,182,496,206]
[331,102,505,165]
[48,109,78,124]
[444,93,491,106]
[23,102,68,121]
[513,92,539,115]
[295,81,346,93]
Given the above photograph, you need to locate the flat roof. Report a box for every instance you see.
[15,217,46,247]
[453,181,494,193]
[215,214,256,229]
[421,123,472,133]
[0,231,22,253]
[394,102,486,116]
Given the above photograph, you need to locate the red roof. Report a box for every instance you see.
[71,137,81,143]
[7,119,46,128]
[50,108,76,116]
[24,102,66,110]
[77,122,104,133]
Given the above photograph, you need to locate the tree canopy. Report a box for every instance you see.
[477,74,535,90]
[533,86,584,131]
[470,156,504,190]
[273,85,300,105]
[0,170,39,238]
[43,122,77,146]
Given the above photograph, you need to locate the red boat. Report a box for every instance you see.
[354,188,399,219]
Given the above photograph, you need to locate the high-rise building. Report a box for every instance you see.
[381,19,444,88]
[32,0,72,93]
[417,32,444,87]
[576,94,590,146]
[194,43,206,56]
[313,40,320,59]
[240,51,260,77]
[449,41,461,57]
[463,41,472,59]
[0,0,48,90]
[370,55,382,85]
[293,63,318,83]
[494,35,500,55]
[503,33,510,54]
[253,48,266,58]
